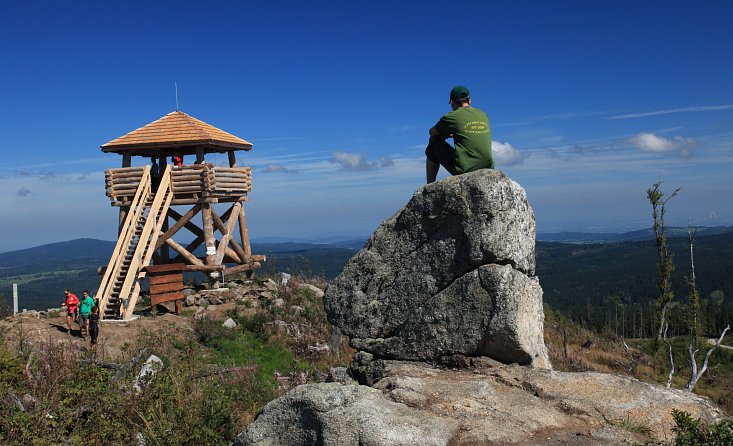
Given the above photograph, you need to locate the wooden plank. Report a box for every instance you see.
[149,274,183,286]
[145,263,187,273]
[150,291,184,306]
[150,281,183,294]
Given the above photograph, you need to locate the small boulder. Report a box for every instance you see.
[298,283,324,299]
[223,318,238,329]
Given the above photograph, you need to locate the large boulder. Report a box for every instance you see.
[234,361,724,446]
[324,170,549,367]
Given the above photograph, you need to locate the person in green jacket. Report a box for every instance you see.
[425,85,493,183]
[79,290,95,338]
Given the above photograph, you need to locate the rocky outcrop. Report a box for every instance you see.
[235,361,724,445]
[234,171,724,446]
[324,170,549,367]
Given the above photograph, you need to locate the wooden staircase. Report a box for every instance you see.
[97,165,174,320]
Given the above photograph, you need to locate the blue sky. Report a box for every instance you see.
[1,1,732,251]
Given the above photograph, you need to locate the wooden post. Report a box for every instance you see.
[196,147,205,164]
[239,204,251,256]
[202,203,218,287]
[228,150,237,167]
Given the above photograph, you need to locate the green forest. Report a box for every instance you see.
[2,232,732,340]
[537,232,733,338]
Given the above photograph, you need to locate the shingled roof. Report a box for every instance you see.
[101,111,253,155]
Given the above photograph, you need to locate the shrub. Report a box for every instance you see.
[672,409,733,445]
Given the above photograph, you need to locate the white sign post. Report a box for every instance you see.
[13,283,18,314]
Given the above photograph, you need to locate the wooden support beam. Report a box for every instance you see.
[229,238,248,264]
[211,208,227,235]
[215,202,241,264]
[223,262,261,275]
[195,147,205,164]
[239,204,251,256]
[202,204,216,266]
[165,238,204,266]
[185,234,204,256]
[228,150,237,167]
[155,205,203,249]
[183,264,224,272]
[161,216,169,262]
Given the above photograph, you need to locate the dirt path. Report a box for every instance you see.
[1,311,194,359]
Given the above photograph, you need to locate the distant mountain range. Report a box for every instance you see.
[537,225,733,243]
[2,225,732,312]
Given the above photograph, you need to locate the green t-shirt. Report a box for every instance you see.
[433,106,493,173]
[80,296,94,315]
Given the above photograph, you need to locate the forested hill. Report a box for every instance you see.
[0,239,359,311]
[536,232,733,337]
[2,231,732,334]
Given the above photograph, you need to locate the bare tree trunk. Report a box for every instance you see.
[663,323,674,388]
[685,325,730,392]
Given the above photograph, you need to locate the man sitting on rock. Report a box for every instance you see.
[425,85,493,183]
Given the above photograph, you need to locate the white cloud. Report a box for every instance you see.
[262,164,297,173]
[329,151,394,171]
[628,133,699,157]
[492,140,528,166]
[609,105,733,120]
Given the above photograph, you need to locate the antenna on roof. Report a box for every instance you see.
[174,82,180,111]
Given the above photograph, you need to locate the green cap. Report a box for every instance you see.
[450,85,470,101]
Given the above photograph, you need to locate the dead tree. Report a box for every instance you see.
[663,323,674,388]
[686,224,702,341]
[685,325,730,392]
[646,182,681,342]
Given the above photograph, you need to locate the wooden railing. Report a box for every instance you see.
[105,164,251,205]
[119,165,174,320]
[98,166,152,318]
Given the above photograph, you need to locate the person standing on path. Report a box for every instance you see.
[88,306,101,350]
[425,85,493,183]
[79,290,95,339]
[61,289,79,335]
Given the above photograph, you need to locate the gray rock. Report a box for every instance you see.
[298,283,324,299]
[290,305,304,315]
[195,298,207,307]
[324,171,549,367]
[235,361,724,446]
[326,367,355,384]
[193,307,207,320]
[183,288,195,296]
[133,355,163,393]
[223,318,237,329]
[208,297,224,305]
[273,298,285,308]
[184,295,196,307]
[264,279,279,291]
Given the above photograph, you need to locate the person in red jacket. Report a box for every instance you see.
[62,289,79,335]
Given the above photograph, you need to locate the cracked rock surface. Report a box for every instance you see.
[234,361,724,446]
[324,170,549,367]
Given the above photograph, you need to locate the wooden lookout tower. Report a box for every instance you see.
[98,111,264,320]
